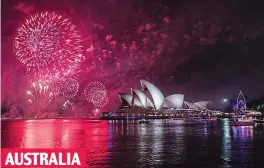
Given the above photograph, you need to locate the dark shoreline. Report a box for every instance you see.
[1,116,172,121]
[2,115,263,121]
[0,118,100,121]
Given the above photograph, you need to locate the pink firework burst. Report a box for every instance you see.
[53,77,79,99]
[14,11,84,82]
[84,81,108,108]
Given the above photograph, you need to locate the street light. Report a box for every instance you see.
[223,98,227,103]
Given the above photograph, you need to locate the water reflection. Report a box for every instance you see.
[221,119,231,168]
[151,122,164,165]
[169,121,185,164]
[137,120,165,167]
[23,120,57,148]
[1,120,25,148]
[232,126,254,139]
[137,122,149,165]
[231,125,254,167]
[2,119,264,168]
[2,119,111,168]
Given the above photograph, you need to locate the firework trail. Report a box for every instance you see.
[84,81,108,108]
[14,11,84,82]
[27,80,54,113]
[27,81,53,104]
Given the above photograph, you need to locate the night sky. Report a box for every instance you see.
[1,0,264,110]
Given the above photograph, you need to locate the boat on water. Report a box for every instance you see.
[138,119,151,124]
[231,115,254,126]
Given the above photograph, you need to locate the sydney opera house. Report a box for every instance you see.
[117,80,211,115]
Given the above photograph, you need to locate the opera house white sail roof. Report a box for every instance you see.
[118,80,211,111]
[140,80,164,110]
[163,94,184,109]
[131,88,155,108]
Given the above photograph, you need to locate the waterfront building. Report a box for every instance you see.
[117,80,211,116]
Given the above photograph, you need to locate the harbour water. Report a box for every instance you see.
[1,119,264,168]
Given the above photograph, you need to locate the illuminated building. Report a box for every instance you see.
[117,80,211,115]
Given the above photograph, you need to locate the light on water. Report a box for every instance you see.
[2,119,264,168]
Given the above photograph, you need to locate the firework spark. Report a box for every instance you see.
[62,100,72,110]
[92,108,100,117]
[14,11,83,82]
[27,80,54,111]
[84,81,108,108]
[54,77,79,99]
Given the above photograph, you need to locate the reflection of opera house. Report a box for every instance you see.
[117,80,211,116]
